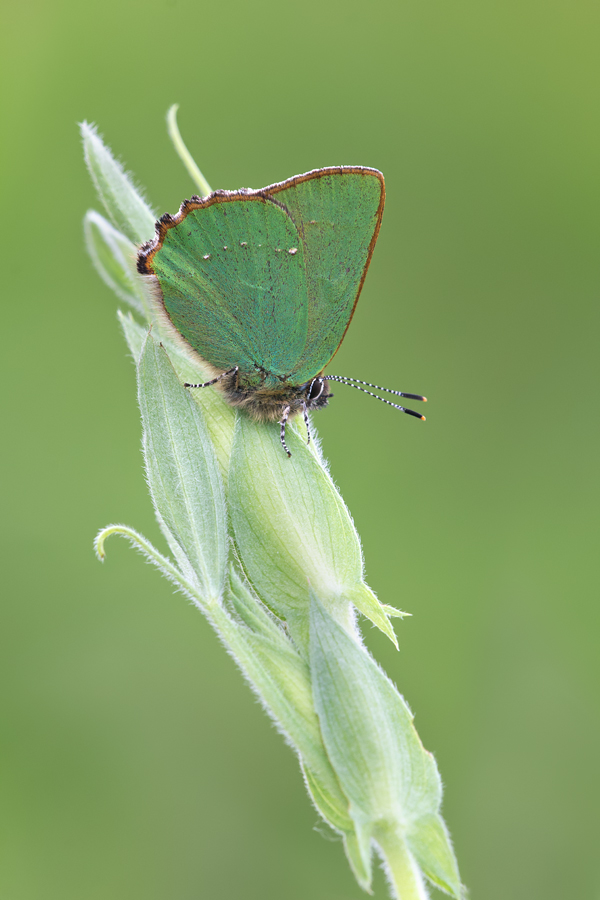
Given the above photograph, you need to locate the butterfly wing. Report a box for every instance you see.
[265,167,385,384]
[141,194,310,387]
[139,167,384,388]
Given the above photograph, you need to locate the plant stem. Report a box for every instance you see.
[375,827,430,900]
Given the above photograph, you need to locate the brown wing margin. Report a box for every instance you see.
[136,166,386,286]
[136,189,266,274]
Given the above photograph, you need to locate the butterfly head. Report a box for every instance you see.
[303,376,332,412]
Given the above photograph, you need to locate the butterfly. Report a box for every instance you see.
[137,167,425,455]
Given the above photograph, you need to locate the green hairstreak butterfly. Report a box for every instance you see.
[137,167,426,455]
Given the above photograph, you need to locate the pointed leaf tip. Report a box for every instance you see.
[381,603,412,619]
[349,584,399,648]
[83,209,149,317]
[80,121,156,244]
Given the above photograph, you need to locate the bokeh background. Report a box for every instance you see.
[2,0,599,897]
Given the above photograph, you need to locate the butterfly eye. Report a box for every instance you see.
[307,378,325,402]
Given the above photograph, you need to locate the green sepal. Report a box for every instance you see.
[309,591,441,819]
[381,603,411,619]
[309,592,463,898]
[118,309,146,359]
[137,332,227,603]
[214,571,332,783]
[304,769,374,895]
[348,584,398,649]
[302,764,354,834]
[406,814,464,898]
[119,313,236,478]
[343,820,375,894]
[80,121,156,244]
[84,210,150,317]
[226,565,287,641]
[217,570,380,885]
[229,414,397,653]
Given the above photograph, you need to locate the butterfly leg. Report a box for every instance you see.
[184,366,238,389]
[302,402,311,446]
[280,406,292,457]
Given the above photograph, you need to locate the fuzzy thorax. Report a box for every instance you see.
[216,370,332,422]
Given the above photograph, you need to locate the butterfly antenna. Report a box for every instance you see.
[184,366,238,389]
[327,377,426,420]
[280,406,292,457]
[327,375,426,403]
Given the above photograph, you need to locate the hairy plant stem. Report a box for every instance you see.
[376,828,430,900]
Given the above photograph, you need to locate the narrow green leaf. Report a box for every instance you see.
[348,584,398,649]
[381,604,411,619]
[120,313,236,478]
[80,121,156,244]
[302,765,354,834]
[84,210,149,317]
[166,104,213,196]
[138,333,227,603]
[118,310,146,361]
[94,523,210,608]
[343,822,375,894]
[229,416,396,652]
[305,762,374,892]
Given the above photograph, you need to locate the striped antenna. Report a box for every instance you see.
[327,376,426,420]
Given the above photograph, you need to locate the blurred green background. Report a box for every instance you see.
[2,0,599,897]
